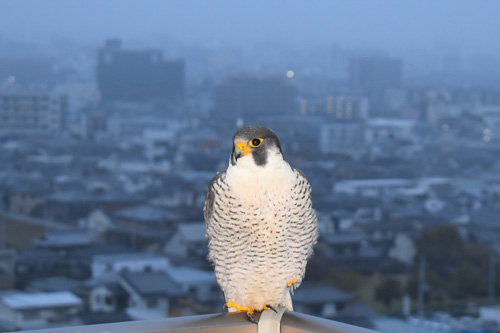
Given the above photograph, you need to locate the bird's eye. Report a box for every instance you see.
[249,138,263,148]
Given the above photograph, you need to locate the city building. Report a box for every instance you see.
[91,253,170,278]
[363,118,415,142]
[348,56,404,117]
[0,92,64,135]
[96,39,184,103]
[320,121,364,156]
[214,76,297,123]
[119,271,186,319]
[348,56,402,90]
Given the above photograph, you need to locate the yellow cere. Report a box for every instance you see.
[235,142,251,156]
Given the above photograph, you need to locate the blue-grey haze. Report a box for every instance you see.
[1,0,500,56]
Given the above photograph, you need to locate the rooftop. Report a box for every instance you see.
[0,291,82,310]
[93,252,169,264]
[115,205,181,223]
[121,271,185,297]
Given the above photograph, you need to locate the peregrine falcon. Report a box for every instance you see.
[204,126,318,318]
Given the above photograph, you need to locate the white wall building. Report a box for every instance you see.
[364,118,415,142]
[91,253,170,278]
[0,93,63,135]
[0,291,82,331]
[320,122,364,155]
[163,222,207,259]
[165,266,220,303]
[478,106,500,142]
[333,177,447,197]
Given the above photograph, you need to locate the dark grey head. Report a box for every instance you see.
[231,126,283,167]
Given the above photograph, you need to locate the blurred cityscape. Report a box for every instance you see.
[1,4,500,332]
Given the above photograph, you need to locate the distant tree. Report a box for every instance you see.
[413,224,493,302]
[449,262,487,299]
[375,277,403,308]
[329,269,363,292]
[415,225,466,277]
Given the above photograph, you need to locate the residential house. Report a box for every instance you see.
[0,175,49,217]
[91,253,170,278]
[163,222,208,267]
[0,291,82,331]
[293,285,354,318]
[89,281,128,313]
[119,271,186,320]
[85,209,113,237]
[45,190,144,226]
[293,284,375,329]
[15,248,63,289]
[33,230,96,249]
[165,266,221,304]
[44,190,96,225]
[319,231,383,273]
[107,205,181,251]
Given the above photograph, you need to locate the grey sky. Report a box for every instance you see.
[1,0,499,55]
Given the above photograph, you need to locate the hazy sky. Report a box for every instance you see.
[1,0,500,55]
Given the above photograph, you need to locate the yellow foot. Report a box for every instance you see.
[224,301,257,324]
[287,276,298,287]
[225,300,255,315]
[263,304,278,313]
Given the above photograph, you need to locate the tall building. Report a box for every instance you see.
[0,93,64,135]
[97,39,185,103]
[348,56,403,90]
[214,76,297,122]
[349,56,404,117]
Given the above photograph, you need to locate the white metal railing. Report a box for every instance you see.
[11,310,380,333]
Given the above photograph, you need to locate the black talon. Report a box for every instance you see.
[247,312,258,324]
[221,303,227,313]
[265,305,278,313]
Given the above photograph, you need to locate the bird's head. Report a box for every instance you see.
[230,126,283,167]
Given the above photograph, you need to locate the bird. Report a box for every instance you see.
[204,126,318,320]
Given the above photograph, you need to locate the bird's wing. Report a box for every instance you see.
[204,171,232,294]
[204,171,226,223]
[288,168,318,287]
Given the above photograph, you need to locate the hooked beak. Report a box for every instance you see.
[234,141,251,160]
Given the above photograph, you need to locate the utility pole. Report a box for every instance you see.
[489,248,496,303]
[418,255,426,318]
[0,215,5,249]
[0,206,7,250]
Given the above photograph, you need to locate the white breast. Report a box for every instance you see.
[225,149,295,205]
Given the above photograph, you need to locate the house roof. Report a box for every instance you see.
[120,271,185,298]
[114,205,181,223]
[0,291,82,310]
[93,253,169,265]
[28,277,80,292]
[33,230,96,248]
[48,190,94,203]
